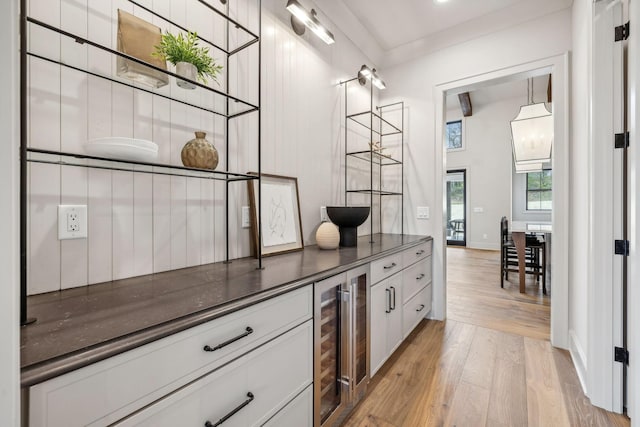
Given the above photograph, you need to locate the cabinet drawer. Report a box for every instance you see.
[263,385,312,427]
[402,284,432,338]
[370,252,403,284]
[402,258,432,304]
[402,241,432,269]
[29,286,312,427]
[116,321,313,427]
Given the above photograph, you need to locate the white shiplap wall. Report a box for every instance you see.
[27,0,380,295]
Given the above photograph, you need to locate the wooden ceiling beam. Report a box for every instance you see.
[458,92,472,117]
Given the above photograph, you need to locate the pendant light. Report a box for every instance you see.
[510,78,553,165]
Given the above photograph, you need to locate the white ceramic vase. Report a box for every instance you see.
[176,61,197,89]
[316,222,340,250]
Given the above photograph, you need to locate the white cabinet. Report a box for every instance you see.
[370,272,403,377]
[263,386,312,427]
[402,284,432,338]
[116,321,312,427]
[29,286,313,427]
[370,241,433,378]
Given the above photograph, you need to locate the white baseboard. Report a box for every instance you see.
[569,330,588,395]
[466,242,500,251]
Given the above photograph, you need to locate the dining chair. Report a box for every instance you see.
[500,217,547,294]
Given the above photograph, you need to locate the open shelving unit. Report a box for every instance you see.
[19,0,262,324]
[341,78,404,240]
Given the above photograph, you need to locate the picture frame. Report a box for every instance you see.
[247,173,304,257]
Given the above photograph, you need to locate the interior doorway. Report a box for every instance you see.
[431,54,570,354]
[446,170,466,246]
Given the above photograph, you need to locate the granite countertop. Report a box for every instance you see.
[21,233,431,386]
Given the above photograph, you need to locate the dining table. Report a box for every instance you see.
[510,221,552,293]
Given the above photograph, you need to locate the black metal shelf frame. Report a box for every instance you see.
[346,150,402,166]
[26,149,259,182]
[346,110,403,137]
[25,16,259,118]
[340,76,404,242]
[19,0,263,325]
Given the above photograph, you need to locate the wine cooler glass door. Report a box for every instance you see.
[314,273,346,427]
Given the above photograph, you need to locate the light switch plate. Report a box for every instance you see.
[58,205,87,240]
[473,207,484,213]
[417,206,429,220]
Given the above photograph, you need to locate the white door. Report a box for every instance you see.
[590,0,625,413]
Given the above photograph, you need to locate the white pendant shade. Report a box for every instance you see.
[510,102,553,164]
[514,162,543,173]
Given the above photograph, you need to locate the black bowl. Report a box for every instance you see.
[326,206,370,247]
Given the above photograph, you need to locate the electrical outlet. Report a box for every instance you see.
[473,207,484,213]
[242,206,251,228]
[417,206,429,220]
[58,205,87,240]
[320,206,329,222]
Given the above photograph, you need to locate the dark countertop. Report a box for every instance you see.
[21,233,431,386]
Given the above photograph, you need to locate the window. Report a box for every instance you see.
[526,170,552,210]
[446,120,463,150]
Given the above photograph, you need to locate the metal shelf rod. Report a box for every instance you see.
[26,17,258,110]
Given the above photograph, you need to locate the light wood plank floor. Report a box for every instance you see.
[343,247,629,426]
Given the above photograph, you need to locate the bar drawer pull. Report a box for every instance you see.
[383,262,397,270]
[416,273,425,280]
[416,249,425,255]
[385,289,392,313]
[204,392,254,427]
[390,286,396,310]
[203,327,254,352]
[416,304,425,312]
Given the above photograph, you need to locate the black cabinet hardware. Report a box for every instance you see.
[390,286,396,310]
[416,304,425,312]
[416,249,425,255]
[204,392,254,427]
[383,262,397,270]
[385,288,391,313]
[416,273,425,280]
[203,327,254,352]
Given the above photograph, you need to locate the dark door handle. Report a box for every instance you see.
[204,392,254,427]
[416,249,425,255]
[416,304,425,312]
[204,327,254,352]
[390,286,396,310]
[385,288,391,313]
[383,262,397,270]
[416,273,425,280]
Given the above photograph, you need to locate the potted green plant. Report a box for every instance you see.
[154,31,222,89]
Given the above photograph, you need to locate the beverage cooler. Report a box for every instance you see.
[314,265,369,427]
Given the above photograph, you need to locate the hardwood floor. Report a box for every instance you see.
[343,247,629,427]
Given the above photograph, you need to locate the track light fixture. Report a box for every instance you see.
[357,64,386,90]
[286,0,335,45]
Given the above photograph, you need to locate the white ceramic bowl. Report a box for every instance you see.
[85,137,159,163]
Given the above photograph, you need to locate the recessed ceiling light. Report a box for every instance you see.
[434,0,449,3]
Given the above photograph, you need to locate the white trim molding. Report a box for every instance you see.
[570,329,589,395]
[0,0,22,425]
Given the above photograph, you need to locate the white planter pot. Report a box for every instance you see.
[176,61,197,90]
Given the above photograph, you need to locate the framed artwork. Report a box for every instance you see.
[247,173,304,257]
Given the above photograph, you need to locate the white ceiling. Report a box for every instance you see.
[446,75,550,113]
[341,0,525,51]
[324,0,573,63]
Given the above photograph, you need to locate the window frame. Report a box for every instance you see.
[445,120,464,152]
[526,169,552,211]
